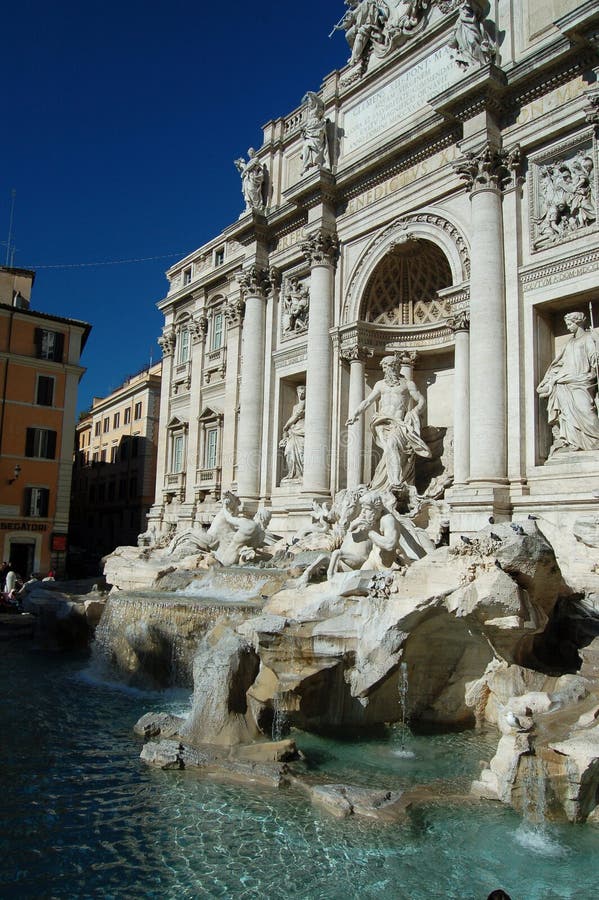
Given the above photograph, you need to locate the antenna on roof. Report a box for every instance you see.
[4,189,17,266]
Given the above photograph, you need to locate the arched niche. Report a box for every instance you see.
[342,212,470,327]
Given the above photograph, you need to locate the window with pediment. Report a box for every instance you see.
[361,240,452,326]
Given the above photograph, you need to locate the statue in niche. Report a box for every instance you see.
[282,278,310,335]
[234,149,266,213]
[537,311,599,456]
[346,355,432,495]
[279,385,306,480]
[534,151,596,246]
[448,1,495,69]
[301,92,329,175]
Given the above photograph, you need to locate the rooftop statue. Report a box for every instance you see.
[331,1,432,72]
[279,385,306,480]
[346,355,432,495]
[448,1,496,69]
[537,310,599,455]
[234,148,267,213]
[300,92,329,175]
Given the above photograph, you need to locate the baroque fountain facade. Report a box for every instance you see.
[102,0,599,827]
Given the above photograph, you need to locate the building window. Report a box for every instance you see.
[25,427,57,460]
[183,267,192,285]
[205,428,218,469]
[95,422,101,437]
[134,402,142,420]
[36,375,55,407]
[124,407,131,425]
[100,449,107,463]
[103,417,110,433]
[172,434,184,473]
[110,445,118,463]
[214,247,225,266]
[211,312,224,351]
[178,327,190,364]
[129,477,138,498]
[113,412,120,429]
[92,451,99,465]
[34,328,64,362]
[24,487,49,518]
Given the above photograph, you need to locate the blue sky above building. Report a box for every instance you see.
[2,0,346,411]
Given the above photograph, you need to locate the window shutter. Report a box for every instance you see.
[34,328,43,358]
[39,489,49,517]
[25,428,35,457]
[23,487,32,516]
[46,430,57,459]
[53,332,65,362]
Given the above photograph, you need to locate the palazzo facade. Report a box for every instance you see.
[147,0,599,561]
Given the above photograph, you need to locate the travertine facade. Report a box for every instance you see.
[147,0,599,551]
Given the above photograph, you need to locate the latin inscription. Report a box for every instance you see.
[343,47,461,155]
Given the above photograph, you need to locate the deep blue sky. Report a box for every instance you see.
[2,0,347,412]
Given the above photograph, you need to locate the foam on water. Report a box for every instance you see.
[514,824,569,858]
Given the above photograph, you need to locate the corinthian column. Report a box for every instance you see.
[341,345,371,488]
[154,327,176,498]
[301,231,338,496]
[447,312,470,485]
[184,313,208,504]
[236,266,270,501]
[454,144,520,484]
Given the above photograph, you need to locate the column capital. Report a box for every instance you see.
[393,349,418,369]
[157,328,176,357]
[446,311,470,333]
[190,314,208,343]
[584,87,599,126]
[224,297,245,328]
[238,264,271,299]
[302,231,339,267]
[454,142,522,194]
[340,344,373,363]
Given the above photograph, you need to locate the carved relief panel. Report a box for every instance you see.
[530,131,598,251]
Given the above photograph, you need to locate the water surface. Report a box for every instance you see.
[1,644,597,899]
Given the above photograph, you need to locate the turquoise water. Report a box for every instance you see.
[1,644,597,899]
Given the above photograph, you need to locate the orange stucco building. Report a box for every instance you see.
[0,266,91,577]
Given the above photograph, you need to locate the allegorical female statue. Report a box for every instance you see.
[279,385,306,479]
[537,311,599,455]
[234,148,266,213]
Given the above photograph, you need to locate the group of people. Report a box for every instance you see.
[0,562,55,611]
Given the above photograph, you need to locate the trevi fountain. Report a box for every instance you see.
[5,1,599,897]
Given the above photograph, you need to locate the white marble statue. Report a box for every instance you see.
[537,311,599,455]
[214,501,273,566]
[448,1,495,69]
[299,489,433,583]
[282,278,310,334]
[301,92,328,174]
[332,0,388,66]
[164,492,242,558]
[234,148,266,213]
[346,355,431,492]
[279,385,306,480]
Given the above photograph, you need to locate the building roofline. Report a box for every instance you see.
[0,265,36,283]
[0,301,92,350]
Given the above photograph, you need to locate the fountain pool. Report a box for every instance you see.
[1,643,597,899]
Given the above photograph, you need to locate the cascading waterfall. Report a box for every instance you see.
[516,753,565,857]
[271,692,289,741]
